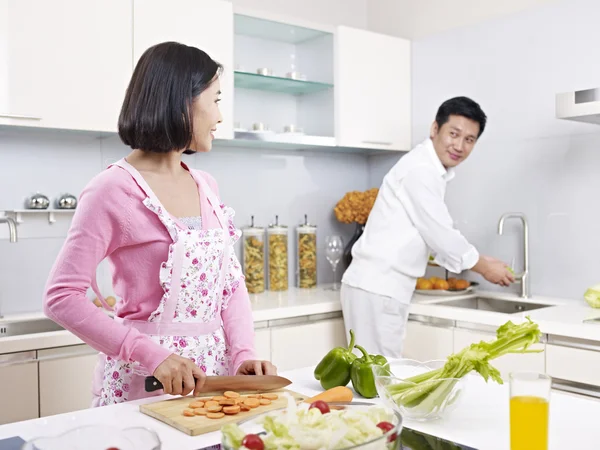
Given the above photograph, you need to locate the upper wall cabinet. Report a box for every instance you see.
[133,0,234,140]
[0,0,132,132]
[229,13,335,148]
[335,26,411,151]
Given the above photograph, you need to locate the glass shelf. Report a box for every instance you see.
[234,14,331,44]
[234,71,333,95]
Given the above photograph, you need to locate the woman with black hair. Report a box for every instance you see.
[44,41,275,406]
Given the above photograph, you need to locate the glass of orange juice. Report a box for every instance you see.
[509,372,551,450]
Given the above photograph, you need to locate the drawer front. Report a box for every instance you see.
[546,344,600,387]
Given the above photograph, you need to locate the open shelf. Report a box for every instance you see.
[2,209,76,224]
[234,71,332,95]
[234,14,331,44]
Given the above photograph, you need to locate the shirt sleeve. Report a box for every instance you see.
[43,170,173,375]
[397,167,479,273]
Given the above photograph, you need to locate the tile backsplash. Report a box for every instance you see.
[0,129,372,314]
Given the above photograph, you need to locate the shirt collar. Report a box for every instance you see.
[423,138,455,182]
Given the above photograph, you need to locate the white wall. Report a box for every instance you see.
[401,0,600,300]
[367,0,557,38]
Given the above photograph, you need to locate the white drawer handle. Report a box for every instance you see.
[0,113,42,120]
[362,140,392,146]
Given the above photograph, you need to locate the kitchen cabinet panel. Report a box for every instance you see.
[453,328,545,380]
[254,328,271,361]
[270,318,346,372]
[133,0,234,140]
[546,343,600,388]
[39,345,99,417]
[403,321,453,362]
[0,0,132,132]
[334,26,411,151]
[0,351,39,424]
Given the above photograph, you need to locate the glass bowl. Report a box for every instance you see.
[21,425,161,450]
[221,401,403,450]
[372,359,466,421]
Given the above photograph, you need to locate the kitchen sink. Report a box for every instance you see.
[431,297,554,314]
[0,318,64,338]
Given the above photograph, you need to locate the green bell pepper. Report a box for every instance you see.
[313,329,357,390]
[350,344,389,398]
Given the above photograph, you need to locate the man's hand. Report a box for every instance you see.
[236,360,278,376]
[472,255,515,287]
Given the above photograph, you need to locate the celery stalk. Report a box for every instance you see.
[387,317,543,415]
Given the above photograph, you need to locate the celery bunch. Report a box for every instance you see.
[387,317,543,414]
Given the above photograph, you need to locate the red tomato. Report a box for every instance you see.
[241,434,264,450]
[309,400,331,414]
[105,448,120,450]
[376,421,397,442]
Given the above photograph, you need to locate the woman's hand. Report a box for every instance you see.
[153,354,207,396]
[236,360,278,376]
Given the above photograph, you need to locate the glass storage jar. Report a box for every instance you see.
[242,216,265,294]
[267,216,288,291]
[296,215,317,288]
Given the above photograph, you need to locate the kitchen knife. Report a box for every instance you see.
[145,374,292,393]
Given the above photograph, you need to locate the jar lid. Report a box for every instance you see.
[268,215,287,230]
[297,214,316,232]
[242,215,265,235]
[297,224,317,233]
[243,227,265,236]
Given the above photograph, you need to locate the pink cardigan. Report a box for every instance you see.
[43,163,256,376]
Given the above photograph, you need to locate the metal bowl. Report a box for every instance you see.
[56,193,77,209]
[26,193,50,210]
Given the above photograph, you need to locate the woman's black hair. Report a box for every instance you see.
[435,96,487,137]
[118,41,222,154]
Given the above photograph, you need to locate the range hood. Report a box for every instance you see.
[556,88,600,125]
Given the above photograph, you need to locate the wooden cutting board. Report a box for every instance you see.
[140,389,307,436]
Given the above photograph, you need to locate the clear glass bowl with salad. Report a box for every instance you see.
[373,359,466,422]
[221,396,403,450]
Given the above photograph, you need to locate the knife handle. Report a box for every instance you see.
[145,376,163,392]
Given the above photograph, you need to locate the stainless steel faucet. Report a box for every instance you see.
[0,217,18,243]
[498,213,529,298]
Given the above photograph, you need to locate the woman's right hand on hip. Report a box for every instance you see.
[153,354,207,396]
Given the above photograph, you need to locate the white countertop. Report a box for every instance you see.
[3,286,600,355]
[0,287,342,354]
[0,365,594,449]
[410,290,600,342]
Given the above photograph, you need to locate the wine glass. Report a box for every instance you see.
[325,235,344,290]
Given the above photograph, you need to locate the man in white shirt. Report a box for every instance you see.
[341,96,514,358]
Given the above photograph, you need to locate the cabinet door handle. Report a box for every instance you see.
[362,140,393,146]
[0,113,42,120]
[0,351,37,367]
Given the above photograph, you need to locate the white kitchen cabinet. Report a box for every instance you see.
[133,0,234,140]
[39,344,99,417]
[403,321,454,362]
[254,327,271,361]
[0,0,132,132]
[546,343,600,388]
[453,328,545,380]
[0,351,39,424]
[270,318,346,372]
[334,26,411,151]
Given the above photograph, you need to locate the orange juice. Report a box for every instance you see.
[510,395,548,450]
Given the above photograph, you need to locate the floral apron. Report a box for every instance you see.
[91,158,242,406]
